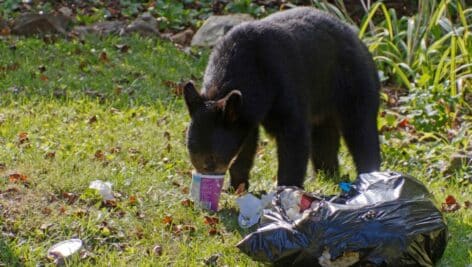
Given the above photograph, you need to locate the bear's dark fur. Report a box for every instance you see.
[184,7,381,189]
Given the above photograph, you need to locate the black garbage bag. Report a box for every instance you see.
[237,172,448,266]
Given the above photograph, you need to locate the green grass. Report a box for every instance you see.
[1,4,471,266]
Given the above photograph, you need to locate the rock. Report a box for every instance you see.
[191,14,254,47]
[120,12,160,37]
[170,28,194,46]
[12,13,71,36]
[58,6,73,17]
[71,21,126,37]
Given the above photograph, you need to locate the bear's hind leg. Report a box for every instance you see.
[340,113,381,174]
[310,119,340,176]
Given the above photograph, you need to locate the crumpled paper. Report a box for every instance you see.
[236,192,274,228]
[89,180,114,200]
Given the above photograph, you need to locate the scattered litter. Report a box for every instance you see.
[237,172,448,266]
[236,192,274,228]
[89,180,114,200]
[47,239,83,260]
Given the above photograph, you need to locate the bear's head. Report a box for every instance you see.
[183,82,246,174]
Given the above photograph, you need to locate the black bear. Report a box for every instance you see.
[184,7,381,189]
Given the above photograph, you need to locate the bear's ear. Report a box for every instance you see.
[183,82,203,117]
[219,90,242,122]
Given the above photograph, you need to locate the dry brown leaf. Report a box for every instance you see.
[441,195,461,212]
[41,207,52,215]
[153,245,163,256]
[62,192,78,204]
[44,151,56,159]
[109,146,121,153]
[94,150,105,161]
[88,115,98,124]
[162,215,173,225]
[203,216,219,226]
[104,199,117,208]
[99,51,109,63]
[18,132,29,144]
[129,195,137,205]
[208,227,220,236]
[180,198,193,207]
[8,172,27,183]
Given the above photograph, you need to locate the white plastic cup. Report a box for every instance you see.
[190,171,225,211]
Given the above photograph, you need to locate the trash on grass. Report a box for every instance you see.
[236,192,274,228]
[237,172,448,266]
[47,239,83,259]
[89,180,114,200]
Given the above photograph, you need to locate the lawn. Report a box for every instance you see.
[1,1,471,266]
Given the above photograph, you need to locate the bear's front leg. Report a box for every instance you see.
[229,127,259,190]
[276,123,310,187]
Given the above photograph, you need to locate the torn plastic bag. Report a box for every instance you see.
[237,172,448,266]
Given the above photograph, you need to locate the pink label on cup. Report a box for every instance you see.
[199,177,224,211]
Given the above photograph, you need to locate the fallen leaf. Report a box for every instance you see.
[62,192,78,204]
[44,151,56,159]
[109,146,121,153]
[39,74,49,81]
[180,198,193,207]
[397,118,410,128]
[203,216,219,226]
[153,245,162,256]
[129,195,137,205]
[73,208,87,217]
[441,195,461,212]
[99,51,109,63]
[181,187,189,194]
[42,207,52,215]
[181,224,196,233]
[208,227,220,236]
[162,215,173,225]
[94,150,105,161]
[104,199,117,207]
[88,115,98,124]
[8,172,27,183]
[128,148,140,154]
[18,132,29,144]
[59,206,67,214]
[445,195,457,205]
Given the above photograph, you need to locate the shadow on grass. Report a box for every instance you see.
[0,238,22,267]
